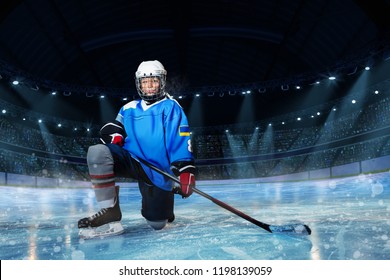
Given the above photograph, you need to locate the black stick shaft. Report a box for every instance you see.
[192,187,272,232]
[136,156,272,233]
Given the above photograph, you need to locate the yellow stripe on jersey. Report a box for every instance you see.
[179,125,190,136]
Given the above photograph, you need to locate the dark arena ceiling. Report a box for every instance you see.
[0,0,390,131]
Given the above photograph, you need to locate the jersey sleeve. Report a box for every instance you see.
[164,102,195,174]
[115,106,125,125]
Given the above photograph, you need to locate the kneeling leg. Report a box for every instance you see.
[138,181,174,230]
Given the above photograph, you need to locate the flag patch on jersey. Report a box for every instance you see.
[179,125,190,136]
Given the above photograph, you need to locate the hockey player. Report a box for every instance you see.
[78,60,196,238]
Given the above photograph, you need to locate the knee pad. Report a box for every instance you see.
[146,219,168,230]
[87,144,113,167]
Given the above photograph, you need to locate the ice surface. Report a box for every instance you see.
[0,172,389,260]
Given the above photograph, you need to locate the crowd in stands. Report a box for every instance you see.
[0,96,389,181]
[0,149,88,180]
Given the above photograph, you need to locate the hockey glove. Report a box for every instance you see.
[171,160,196,198]
[100,121,126,147]
[179,172,195,198]
[110,133,124,146]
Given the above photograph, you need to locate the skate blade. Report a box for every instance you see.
[78,222,124,239]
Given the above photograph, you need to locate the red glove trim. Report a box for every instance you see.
[111,133,124,147]
[179,172,195,198]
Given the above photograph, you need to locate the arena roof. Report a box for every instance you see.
[0,0,389,127]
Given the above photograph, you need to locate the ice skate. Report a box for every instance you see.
[78,187,123,239]
[78,220,124,239]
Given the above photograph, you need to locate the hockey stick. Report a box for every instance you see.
[135,156,311,236]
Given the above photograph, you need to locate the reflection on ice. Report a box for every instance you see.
[0,172,389,260]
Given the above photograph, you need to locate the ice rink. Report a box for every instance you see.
[0,172,389,260]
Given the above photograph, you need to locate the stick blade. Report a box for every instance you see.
[269,224,311,235]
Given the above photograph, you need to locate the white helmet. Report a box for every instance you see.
[135,60,167,102]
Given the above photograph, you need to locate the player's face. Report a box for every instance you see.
[140,77,161,95]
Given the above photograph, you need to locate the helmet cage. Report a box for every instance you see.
[135,74,166,102]
[135,61,167,102]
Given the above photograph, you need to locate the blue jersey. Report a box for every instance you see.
[115,96,194,191]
